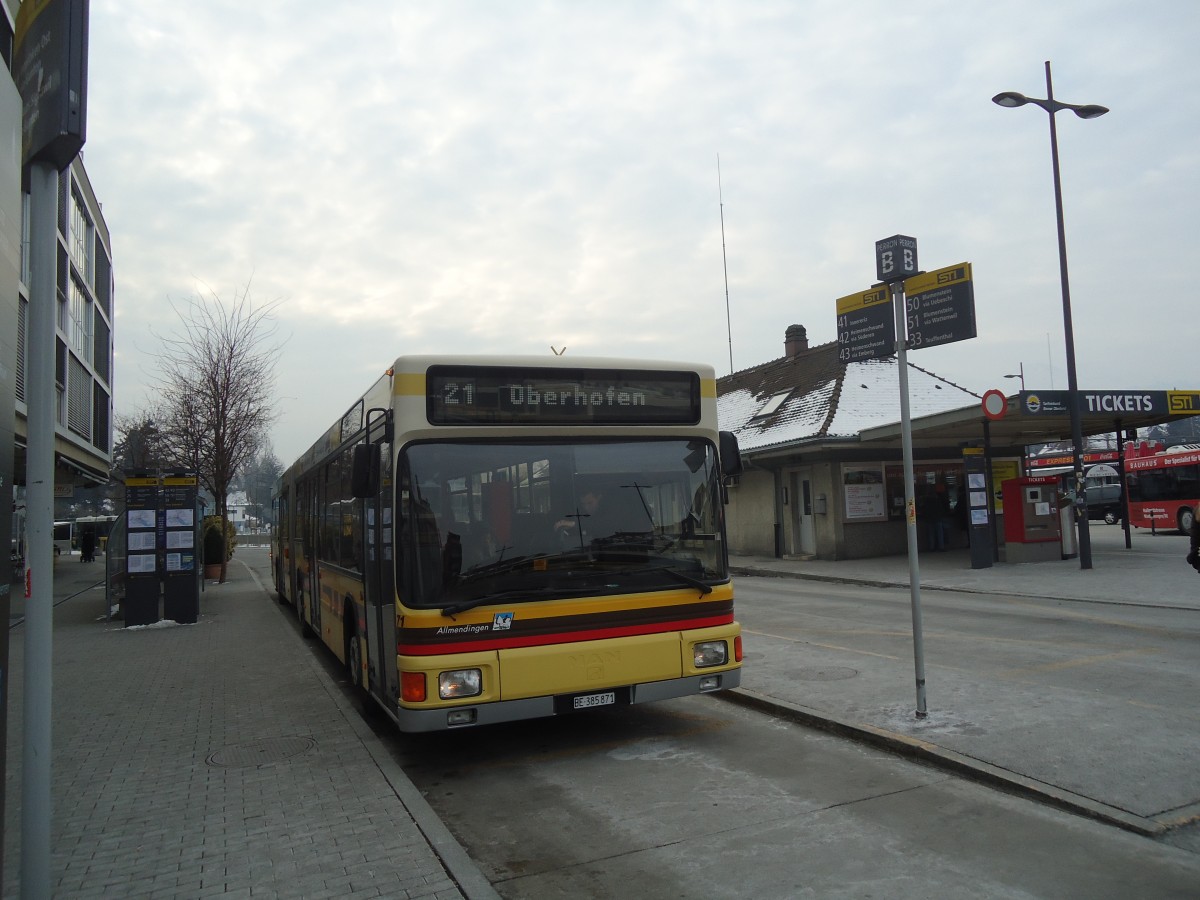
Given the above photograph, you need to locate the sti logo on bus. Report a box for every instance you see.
[875,234,918,284]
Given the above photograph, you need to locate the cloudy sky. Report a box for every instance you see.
[81,1,1198,465]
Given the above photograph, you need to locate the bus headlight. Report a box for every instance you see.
[693,640,728,668]
[438,668,482,699]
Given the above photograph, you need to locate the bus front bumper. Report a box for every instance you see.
[394,667,742,733]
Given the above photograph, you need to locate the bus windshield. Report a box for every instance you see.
[398,438,726,609]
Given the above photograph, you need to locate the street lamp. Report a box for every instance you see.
[1003,363,1025,393]
[993,61,1107,570]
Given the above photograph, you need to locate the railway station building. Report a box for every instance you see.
[717,325,1002,560]
[714,325,1195,561]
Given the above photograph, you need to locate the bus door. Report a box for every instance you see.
[363,435,398,708]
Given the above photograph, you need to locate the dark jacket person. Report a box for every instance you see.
[1188,510,1200,574]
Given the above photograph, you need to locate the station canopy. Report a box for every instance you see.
[859,389,1200,453]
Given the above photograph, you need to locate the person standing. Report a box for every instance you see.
[80,527,96,563]
[1188,510,1200,574]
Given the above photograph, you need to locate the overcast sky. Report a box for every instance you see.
[81,1,1199,465]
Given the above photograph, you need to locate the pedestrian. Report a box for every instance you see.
[954,484,971,546]
[80,528,96,563]
[1187,511,1200,574]
[917,489,946,551]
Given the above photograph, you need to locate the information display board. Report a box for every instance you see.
[835,287,894,362]
[124,474,161,626]
[903,263,976,350]
[962,448,994,569]
[162,473,199,624]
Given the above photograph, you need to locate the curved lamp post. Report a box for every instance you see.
[993,61,1108,570]
[1003,363,1025,393]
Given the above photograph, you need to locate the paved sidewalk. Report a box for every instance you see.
[4,553,499,899]
[725,525,1200,843]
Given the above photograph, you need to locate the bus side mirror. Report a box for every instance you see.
[719,431,743,478]
[351,443,380,498]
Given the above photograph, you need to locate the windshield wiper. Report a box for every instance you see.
[609,564,713,595]
[460,555,535,580]
[654,566,713,594]
[441,585,605,617]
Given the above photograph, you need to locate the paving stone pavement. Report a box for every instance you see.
[3,554,497,899]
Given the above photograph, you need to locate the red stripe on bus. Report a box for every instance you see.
[398,613,734,656]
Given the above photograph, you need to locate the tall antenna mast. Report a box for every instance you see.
[718,154,734,375]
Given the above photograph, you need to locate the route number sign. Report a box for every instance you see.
[903,262,976,350]
[836,287,895,362]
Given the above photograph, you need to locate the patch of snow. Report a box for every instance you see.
[123,619,193,631]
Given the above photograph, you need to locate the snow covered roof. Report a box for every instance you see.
[717,337,981,455]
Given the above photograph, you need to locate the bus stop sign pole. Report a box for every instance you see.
[876,235,928,719]
[892,279,928,718]
[14,1,90,892]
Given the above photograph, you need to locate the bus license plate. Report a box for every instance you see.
[573,691,615,710]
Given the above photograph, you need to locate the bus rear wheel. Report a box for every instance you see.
[1180,507,1195,536]
[344,618,376,715]
[346,625,363,691]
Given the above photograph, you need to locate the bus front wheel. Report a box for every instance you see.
[1180,507,1195,536]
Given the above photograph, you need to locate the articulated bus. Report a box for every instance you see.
[1125,445,1200,534]
[271,355,744,732]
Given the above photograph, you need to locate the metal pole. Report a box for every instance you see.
[893,282,927,717]
[1044,60,1093,570]
[1116,419,1132,549]
[22,160,57,897]
[717,155,734,375]
[984,418,1001,563]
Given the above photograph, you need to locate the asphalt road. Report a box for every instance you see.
[390,694,1199,899]
[241,547,1200,897]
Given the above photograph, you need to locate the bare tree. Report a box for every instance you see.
[153,283,282,582]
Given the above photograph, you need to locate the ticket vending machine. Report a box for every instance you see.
[1001,476,1062,563]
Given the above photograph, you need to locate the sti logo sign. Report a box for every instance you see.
[1168,391,1200,414]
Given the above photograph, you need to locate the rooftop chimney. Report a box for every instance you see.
[785,324,808,358]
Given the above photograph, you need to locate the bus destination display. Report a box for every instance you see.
[427,366,701,425]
